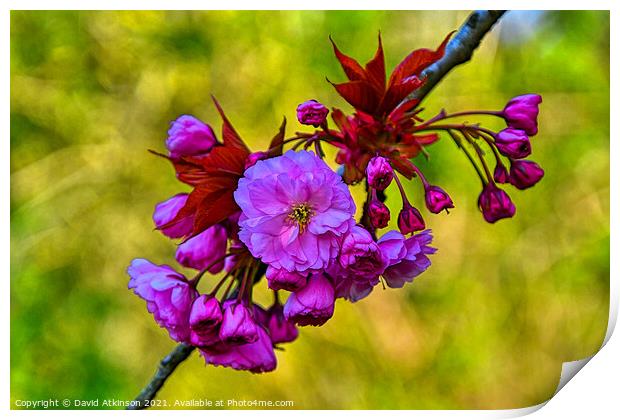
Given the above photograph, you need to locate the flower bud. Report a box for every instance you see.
[397,203,425,234]
[495,128,531,159]
[368,197,390,229]
[219,302,259,345]
[478,183,516,223]
[509,160,544,190]
[189,295,223,347]
[493,163,510,184]
[166,115,218,158]
[265,266,307,292]
[502,94,542,136]
[175,224,228,273]
[152,193,193,239]
[366,156,394,191]
[283,274,335,327]
[265,304,298,344]
[424,185,454,214]
[296,100,329,127]
[245,151,268,169]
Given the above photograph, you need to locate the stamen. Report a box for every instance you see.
[288,203,313,232]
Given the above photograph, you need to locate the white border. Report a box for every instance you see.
[3,2,616,418]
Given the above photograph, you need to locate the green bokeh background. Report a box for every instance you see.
[10,10,610,409]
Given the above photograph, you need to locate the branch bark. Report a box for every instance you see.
[128,10,506,409]
[411,10,506,103]
[127,343,194,410]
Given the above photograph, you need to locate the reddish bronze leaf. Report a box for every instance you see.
[267,117,287,158]
[364,33,386,93]
[388,31,453,87]
[330,80,381,115]
[329,36,367,82]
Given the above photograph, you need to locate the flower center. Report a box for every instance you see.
[288,203,313,232]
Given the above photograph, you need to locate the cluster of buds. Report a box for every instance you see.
[128,32,543,374]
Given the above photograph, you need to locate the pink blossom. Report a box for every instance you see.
[234,150,356,272]
[127,259,196,342]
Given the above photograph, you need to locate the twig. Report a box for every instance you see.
[128,10,507,408]
[410,10,506,103]
[127,343,195,410]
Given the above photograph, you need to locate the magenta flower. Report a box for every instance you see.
[339,225,388,279]
[265,265,307,292]
[265,303,299,344]
[296,99,329,127]
[235,150,356,272]
[152,193,194,239]
[331,264,379,302]
[493,162,510,184]
[189,295,223,347]
[166,115,218,158]
[509,160,545,190]
[502,94,542,136]
[219,301,259,345]
[478,183,516,223]
[495,128,531,159]
[398,202,425,234]
[424,185,454,214]
[127,259,196,342]
[283,274,335,326]
[175,224,228,273]
[368,196,390,228]
[199,326,277,373]
[366,156,394,191]
[378,230,436,288]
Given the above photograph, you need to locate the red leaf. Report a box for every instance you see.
[211,96,250,153]
[364,33,386,93]
[329,36,367,81]
[388,98,420,122]
[379,76,424,116]
[267,117,287,157]
[411,133,439,145]
[330,80,381,115]
[389,155,417,179]
[388,31,454,87]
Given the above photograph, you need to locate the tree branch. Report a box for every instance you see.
[411,10,506,103]
[127,343,195,410]
[128,10,507,409]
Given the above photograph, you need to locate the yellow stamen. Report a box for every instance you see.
[288,203,313,232]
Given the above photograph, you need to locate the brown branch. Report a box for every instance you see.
[127,343,194,410]
[128,10,507,409]
[411,10,506,103]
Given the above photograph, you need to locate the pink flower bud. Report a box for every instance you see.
[265,304,298,344]
[368,197,390,228]
[152,193,193,239]
[175,224,228,273]
[245,151,268,169]
[397,203,425,234]
[219,302,259,345]
[502,94,542,136]
[189,295,223,347]
[495,128,531,159]
[166,115,217,158]
[493,163,510,184]
[424,185,454,214]
[509,160,544,190]
[265,266,307,292]
[296,100,329,127]
[366,156,394,191]
[283,274,335,327]
[478,183,516,223]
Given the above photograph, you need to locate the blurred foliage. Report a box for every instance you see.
[11,10,609,409]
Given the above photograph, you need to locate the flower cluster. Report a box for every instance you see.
[128,32,543,374]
